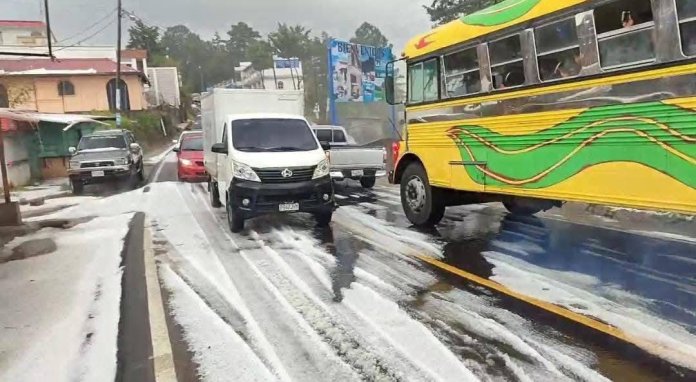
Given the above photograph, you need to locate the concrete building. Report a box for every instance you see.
[146,67,181,106]
[235,57,303,90]
[0,20,54,47]
[0,58,146,113]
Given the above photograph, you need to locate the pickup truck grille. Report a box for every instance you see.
[255,166,315,183]
[81,161,114,168]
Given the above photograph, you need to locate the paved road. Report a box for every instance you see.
[121,153,696,381]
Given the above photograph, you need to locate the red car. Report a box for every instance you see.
[174,132,207,182]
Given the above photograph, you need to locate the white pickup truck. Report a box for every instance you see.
[312,125,386,189]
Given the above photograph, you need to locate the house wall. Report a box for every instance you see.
[0,75,144,113]
[3,133,31,188]
[35,75,144,113]
[0,77,38,109]
[0,27,47,47]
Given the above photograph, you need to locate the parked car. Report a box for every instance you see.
[174,131,206,182]
[312,125,386,189]
[67,129,144,194]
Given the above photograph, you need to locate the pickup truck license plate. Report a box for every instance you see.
[351,169,364,177]
[279,203,299,212]
[91,170,105,177]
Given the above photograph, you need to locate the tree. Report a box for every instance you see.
[424,0,503,25]
[247,40,275,88]
[268,23,311,60]
[127,19,161,55]
[350,22,391,48]
[226,22,261,65]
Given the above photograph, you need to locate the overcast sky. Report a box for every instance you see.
[1,0,432,53]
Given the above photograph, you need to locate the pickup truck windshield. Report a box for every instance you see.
[233,119,318,152]
[77,136,127,150]
[181,136,203,151]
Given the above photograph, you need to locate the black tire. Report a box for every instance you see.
[360,176,376,189]
[315,210,333,227]
[137,162,145,181]
[226,196,244,233]
[503,201,543,216]
[209,180,222,208]
[71,179,84,195]
[400,162,445,227]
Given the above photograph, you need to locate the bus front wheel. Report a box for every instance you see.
[400,163,445,227]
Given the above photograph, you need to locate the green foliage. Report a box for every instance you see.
[127,20,161,54]
[269,24,311,60]
[350,22,391,48]
[226,22,262,66]
[424,0,503,25]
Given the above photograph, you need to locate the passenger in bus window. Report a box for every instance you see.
[622,11,634,28]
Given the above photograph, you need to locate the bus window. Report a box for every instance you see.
[676,0,696,56]
[443,47,481,97]
[595,0,655,69]
[535,18,581,81]
[408,62,425,103]
[423,59,439,101]
[489,34,525,89]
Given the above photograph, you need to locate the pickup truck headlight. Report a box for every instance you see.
[114,157,128,166]
[69,160,80,169]
[233,161,260,182]
[313,159,330,179]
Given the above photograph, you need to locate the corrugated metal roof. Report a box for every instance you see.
[0,58,139,76]
[0,20,46,28]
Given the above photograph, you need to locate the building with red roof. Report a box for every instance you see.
[0,20,53,47]
[0,58,146,113]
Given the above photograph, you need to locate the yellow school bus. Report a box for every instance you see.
[386,0,696,226]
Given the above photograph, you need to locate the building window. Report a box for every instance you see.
[0,84,8,108]
[58,80,75,96]
[676,0,696,56]
[595,0,656,69]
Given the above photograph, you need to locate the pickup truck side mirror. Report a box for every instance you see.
[68,146,76,154]
[319,141,331,151]
[173,147,180,153]
[211,143,228,154]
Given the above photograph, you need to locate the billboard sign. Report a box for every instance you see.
[329,40,393,103]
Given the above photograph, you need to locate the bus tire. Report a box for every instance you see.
[400,162,445,227]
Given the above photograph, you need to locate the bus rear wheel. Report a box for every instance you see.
[400,162,445,227]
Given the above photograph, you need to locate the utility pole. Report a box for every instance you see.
[115,0,122,128]
[0,125,11,204]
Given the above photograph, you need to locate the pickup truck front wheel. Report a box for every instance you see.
[400,162,445,227]
[70,179,84,195]
[360,177,376,189]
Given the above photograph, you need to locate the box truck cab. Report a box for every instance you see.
[207,113,334,232]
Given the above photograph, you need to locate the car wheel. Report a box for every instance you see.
[360,176,376,189]
[400,162,445,227]
[209,180,222,208]
[315,210,333,227]
[70,179,84,195]
[226,196,244,233]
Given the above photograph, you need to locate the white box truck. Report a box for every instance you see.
[202,89,334,232]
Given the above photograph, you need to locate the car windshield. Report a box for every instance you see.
[77,135,127,150]
[232,118,318,152]
[180,135,203,151]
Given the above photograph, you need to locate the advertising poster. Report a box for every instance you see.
[329,40,393,103]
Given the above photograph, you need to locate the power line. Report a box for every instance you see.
[54,7,117,45]
[54,17,117,51]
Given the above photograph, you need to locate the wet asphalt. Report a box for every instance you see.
[114,155,696,381]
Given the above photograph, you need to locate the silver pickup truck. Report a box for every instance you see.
[312,125,386,189]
